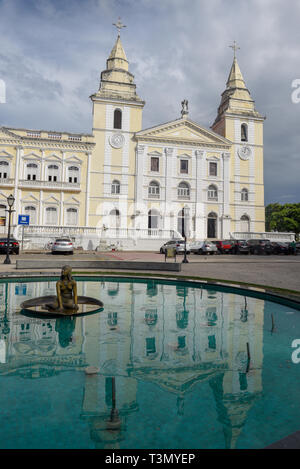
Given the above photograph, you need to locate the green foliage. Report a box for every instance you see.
[265,203,300,239]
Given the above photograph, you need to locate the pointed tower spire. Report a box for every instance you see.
[92,19,144,103]
[212,42,262,129]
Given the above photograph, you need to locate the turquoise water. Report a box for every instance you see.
[0,277,299,449]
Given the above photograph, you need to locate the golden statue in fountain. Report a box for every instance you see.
[21,265,103,317]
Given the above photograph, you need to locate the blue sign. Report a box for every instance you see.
[18,215,30,225]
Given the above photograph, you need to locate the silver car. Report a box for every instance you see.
[160,239,191,254]
[190,240,218,255]
[51,238,74,255]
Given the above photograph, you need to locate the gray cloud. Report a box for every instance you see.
[0,0,299,204]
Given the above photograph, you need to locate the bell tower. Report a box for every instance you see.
[88,19,145,230]
[211,42,266,235]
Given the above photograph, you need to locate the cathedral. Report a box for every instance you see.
[0,23,265,249]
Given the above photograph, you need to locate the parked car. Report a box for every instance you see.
[296,242,300,254]
[0,237,20,255]
[247,239,273,255]
[212,240,235,254]
[270,242,289,255]
[159,239,190,254]
[190,240,218,255]
[51,238,74,255]
[232,240,250,254]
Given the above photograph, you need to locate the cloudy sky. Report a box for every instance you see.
[0,0,299,205]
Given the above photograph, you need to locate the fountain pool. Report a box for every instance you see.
[0,276,299,449]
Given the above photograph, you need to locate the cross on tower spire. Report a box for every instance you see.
[113,17,126,36]
[229,40,240,59]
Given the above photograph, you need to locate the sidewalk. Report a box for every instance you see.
[0,251,299,293]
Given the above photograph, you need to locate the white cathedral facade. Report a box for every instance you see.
[0,26,271,250]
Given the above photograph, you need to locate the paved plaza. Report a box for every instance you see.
[0,250,299,293]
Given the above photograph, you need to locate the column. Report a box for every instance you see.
[195,150,205,239]
[85,152,91,226]
[164,147,174,231]
[222,152,231,238]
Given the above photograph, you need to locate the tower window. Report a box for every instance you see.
[241,123,248,142]
[113,109,122,129]
[241,188,249,201]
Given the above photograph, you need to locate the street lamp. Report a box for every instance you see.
[3,194,15,265]
[182,208,189,264]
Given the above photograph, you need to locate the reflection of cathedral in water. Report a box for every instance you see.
[0,279,264,449]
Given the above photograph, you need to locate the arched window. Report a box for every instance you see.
[26,163,38,181]
[148,181,160,198]
[68,166,79,184]
[66,207,78,226]
[241,123,248,142]
[240,215,250,232]
[111,180,120,195]
[0,161,9,179]
[45,206,57,225]
[208,184,218,201]
[178,182,190,199]
[47,164,59,182]
[113,109,122,129]
[24,206,36,225]
[241,188,249,202]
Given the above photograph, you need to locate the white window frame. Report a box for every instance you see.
[45,206,58,225]
[67,165,80,184]
[0,160,10,179]
[148,181,160,198]
[178,182,190,199]
[24,205,37,225]
[26,162,39,181]
[66,207,78,226]
[47,164,60,182]
[111,180,121,195]
[208,184,218,201]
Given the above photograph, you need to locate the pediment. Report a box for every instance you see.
[64,196,80,205]
[0,149,14,159]
[23,152,42,161]
[136,118,231,147]
[43,194,60,204]
[21,193,39,203]
[65,155,82,164]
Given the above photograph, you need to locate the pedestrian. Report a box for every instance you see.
[289,240,297,255]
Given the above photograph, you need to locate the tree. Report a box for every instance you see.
[265,203,300,240]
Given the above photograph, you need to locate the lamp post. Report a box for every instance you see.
[182,208,189,264]
[3,194,15,265]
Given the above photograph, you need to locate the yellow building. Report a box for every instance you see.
[0,27,267,249]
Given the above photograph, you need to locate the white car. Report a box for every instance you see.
[51,238,74,255]
[190,240,218,255]
[160,239,191,254]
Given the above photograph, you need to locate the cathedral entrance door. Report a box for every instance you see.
[207,213,217,238]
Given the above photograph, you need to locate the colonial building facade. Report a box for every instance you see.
[0,28,267,249]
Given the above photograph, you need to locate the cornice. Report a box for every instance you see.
[134,135,231,149]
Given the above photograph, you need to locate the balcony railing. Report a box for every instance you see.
[14,224,182,240]
[19,180,80,190]
[0,178,14,186]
